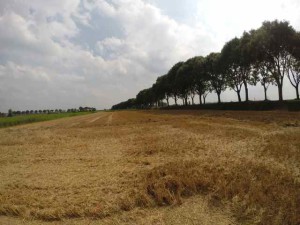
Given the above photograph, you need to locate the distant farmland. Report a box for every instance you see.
[0,110,299,225]
[0,112,94,128]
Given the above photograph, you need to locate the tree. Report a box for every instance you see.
[221,33,258,102]
[189,85,197,105]
[161,74,172,106]
[247,29,274,101]
[288,57,300,99]
[255,62,275,101]
[153,74,173,107]
[111,20,300,109]
[176,60,195,106]
[205,53,227,104]
[288,32,300,100]
[136,88,154,108]
[152,76,167,107]
[8,109,13,117]
[186,56,210,105]
[195,57,211,105]
[253,20,297,101]
[221,38,244,102]
[112,98,136,110]
[167,62,185,105]
[239,31,259,101]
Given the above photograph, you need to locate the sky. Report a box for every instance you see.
[1,0,300,112]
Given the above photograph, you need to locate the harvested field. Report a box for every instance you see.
[0,110,299,225]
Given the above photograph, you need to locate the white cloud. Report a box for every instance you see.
[85,0,117,17]
[196,0,300,44]
[93,0,217,75]
[0,0,299,112]
[0,0,219,111]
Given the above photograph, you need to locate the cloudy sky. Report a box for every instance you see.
[1,0,300,112]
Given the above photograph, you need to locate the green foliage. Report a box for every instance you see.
[112,20,300,110]
[136,88,154,108]
[176,61,194,105]
[288,54,300,100]
[221,38,244,101]
[112,98,137,110]
[205,53,227,103]
[167,62,185,105]
[189,56,211,104]
[251,20,297,101]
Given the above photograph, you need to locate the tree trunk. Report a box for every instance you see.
[237,90,241,102]
[203,95,206,104]
[244,82,249,102]
[175,96,177,106]
[296,85,299,100]
[182,99,185,105]
[278,84,283,101]
[185,96,188,106]
[191,96,194,105]
[199,94,202,105]
[217,92,221,104]
[263,85,268,101]
[166,97,169,106]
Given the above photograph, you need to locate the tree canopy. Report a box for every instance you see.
[112,20,300,110]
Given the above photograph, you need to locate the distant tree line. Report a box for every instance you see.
[2,107,96,117]
[112,20,300,110]
[78,107,97,112]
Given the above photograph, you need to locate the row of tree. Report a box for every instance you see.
[5,107,96,117]
[112,20,300,110]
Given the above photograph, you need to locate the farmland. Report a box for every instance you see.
[0,112,94,128]
[0,110,299,225]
